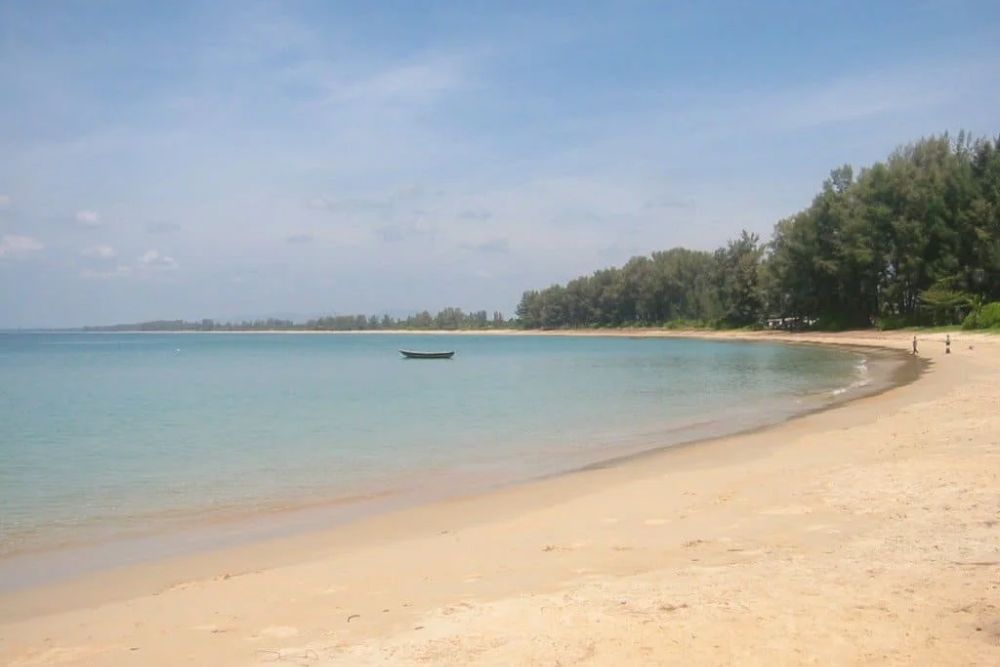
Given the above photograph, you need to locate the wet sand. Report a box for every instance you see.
[1,329,998,665]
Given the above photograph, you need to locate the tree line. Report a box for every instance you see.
[82,309,511,332]
[516,132,1000,330]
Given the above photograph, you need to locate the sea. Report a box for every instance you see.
[0,332,892,589]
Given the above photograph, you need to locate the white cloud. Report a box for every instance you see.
[138,249,178,271]
[75,210,101,227]
[81,244,116,259]
[0,234,44,259]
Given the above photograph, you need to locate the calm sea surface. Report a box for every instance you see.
[1,332,877,582]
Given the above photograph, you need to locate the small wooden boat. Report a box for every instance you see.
[399,349,455,359]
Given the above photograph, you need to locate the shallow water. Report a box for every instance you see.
[0,332,876,580]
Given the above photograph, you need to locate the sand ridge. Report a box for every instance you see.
[1,329,998,665]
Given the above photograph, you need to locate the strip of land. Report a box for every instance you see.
[2,330,998,665]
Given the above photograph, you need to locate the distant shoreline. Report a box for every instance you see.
[21,325,969,338]
[24,326,983,354]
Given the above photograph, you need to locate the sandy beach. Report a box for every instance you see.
[2,329,998,665]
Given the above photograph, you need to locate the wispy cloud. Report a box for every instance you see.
[81,265,131,280]
[0,234,43,259]
[81,244,116,259]
[75,210,101,227]
[327,58,466,105]
[83,249,177,279]
[137,249,178,271]
[0,194,10,209]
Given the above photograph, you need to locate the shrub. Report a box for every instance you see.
[978,302,1000,328]
[877,314,910,331]
[662,318,710,330]
[962,302,1000,329]
[815,314,854,331]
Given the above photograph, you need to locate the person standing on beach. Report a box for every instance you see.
[912,335,918,355]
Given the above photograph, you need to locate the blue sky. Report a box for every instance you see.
[1,0,999,327]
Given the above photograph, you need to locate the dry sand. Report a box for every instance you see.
[1,329,998,665]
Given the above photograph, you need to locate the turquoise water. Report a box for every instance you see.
[1,332,874,573]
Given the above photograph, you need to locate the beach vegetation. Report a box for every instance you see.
[962,301,1000,329]
[517,132,1000,331]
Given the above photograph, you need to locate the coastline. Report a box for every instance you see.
[2,329,998,665]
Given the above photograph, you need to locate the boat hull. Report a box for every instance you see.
[399,350,455,359]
